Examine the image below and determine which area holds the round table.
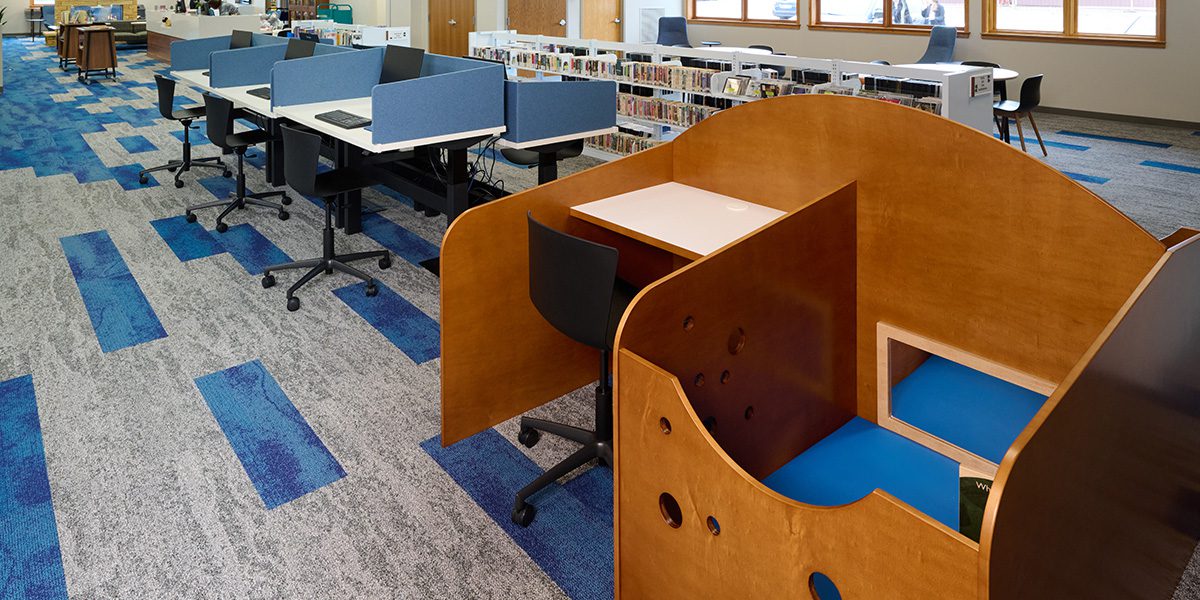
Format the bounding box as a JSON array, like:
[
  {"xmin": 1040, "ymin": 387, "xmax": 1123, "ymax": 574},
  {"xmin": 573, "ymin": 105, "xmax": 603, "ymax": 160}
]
[
  {"xmin": 991, "ymin": 68, "xmax": 1019, "ymax": 82},
  {"xmin": 27, "ymin": 17, "xmax": 45, "ymax": 41},
  {"xmin": 699, "ymin": 46, "xmax": 774, "ymax": 56}
]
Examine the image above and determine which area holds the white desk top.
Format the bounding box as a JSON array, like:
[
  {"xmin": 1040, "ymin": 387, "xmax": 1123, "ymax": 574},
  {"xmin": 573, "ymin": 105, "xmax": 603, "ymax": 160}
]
[
  {"xmin": 569, "ymin": 182, "xmax": 785, "ymax": 259},
  {"xmin": 173, "ymin": 70, "xmax": 276, "ymax": 118},
  {"xmin": 274, "ymin": 97, "xmax": 506, "ymax": 153},
  {"xmin": 173, "ymin": 68, "xmax": 212, "ymax": 91},
  {"xmin": 495, "ymin": 126, "xmax": 615, "ymax": 150}
]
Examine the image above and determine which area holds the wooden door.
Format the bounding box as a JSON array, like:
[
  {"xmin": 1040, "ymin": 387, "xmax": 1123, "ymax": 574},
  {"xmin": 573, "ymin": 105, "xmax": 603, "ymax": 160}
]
[
  {"xmin": 582, "ymin": 0, "xmax": 622, "ymax": 41},
  {"xmin": 429, "ymin": 0, "xmax": 474, "ymax": 57},
  {"xmin": 507, "ymin": 0, "xmax": 565, "ymax": 36}
]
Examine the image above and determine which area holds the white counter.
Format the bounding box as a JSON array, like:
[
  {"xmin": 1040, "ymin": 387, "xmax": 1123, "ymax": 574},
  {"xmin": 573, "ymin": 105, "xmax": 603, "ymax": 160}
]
[{"xmin": 146, "ymin": 9, "xmax": 262, "ymax": 40}]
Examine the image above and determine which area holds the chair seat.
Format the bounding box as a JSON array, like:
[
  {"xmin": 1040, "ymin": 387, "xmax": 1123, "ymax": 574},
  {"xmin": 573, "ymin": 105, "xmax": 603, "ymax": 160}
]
[
  {"xmin": 993, "ymin": 100, "xmax": 1022, "ymax": 114},
  {"xmin": 312, "ymin": 167, "xmax": 381, "ymax": 199},
  {"xmin": 171, "ymin": 106, "xmax": 206, "ymax": 121},
  {"xmin": 225, "ymin": 129, "xmax": 275, "ymax": 149},
  {"xmin": 605, "ymin": 278, "xmax": 638, "ymax": 349}
]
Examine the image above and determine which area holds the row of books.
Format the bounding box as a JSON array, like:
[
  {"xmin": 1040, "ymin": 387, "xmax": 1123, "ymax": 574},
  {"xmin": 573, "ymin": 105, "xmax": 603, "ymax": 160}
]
[
  {"xmin": 857, "ymin": 90, "xmax": 944, "ymax": 115},
  {"xmin": 472, "ymin": 46, "xmax": 719, "ymax": 93},
  {"xmin": 860, "ymin": 75, "xmax": 943, "ymax": 98},
  {"xmin": 617, "ymin": 93, "xmax": 720, "ymax": 128},
  {"xmin": 623, "ymin": 62, "xmax": 717, "ymax": 93},
  {"xmin": 586, "ymin": 131, "xmax": 664, "ymax": 156}
]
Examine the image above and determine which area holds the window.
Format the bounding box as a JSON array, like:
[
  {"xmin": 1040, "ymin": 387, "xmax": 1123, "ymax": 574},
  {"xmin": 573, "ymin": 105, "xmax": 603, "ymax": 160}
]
[
  {"xmin": 985, "ymin": 0, "xmax": 1164, "ymax": 45},
  {"xmin": 812, "ymin": 0, "xmax": 967, "ymax": 32},
  {"xmin": 690, "ymin": 0, "xmax": 801, "ymax": 24}
]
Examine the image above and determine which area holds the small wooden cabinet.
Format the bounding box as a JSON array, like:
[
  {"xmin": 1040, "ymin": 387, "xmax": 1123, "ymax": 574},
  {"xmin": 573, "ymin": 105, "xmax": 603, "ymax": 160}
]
[{"xmin": 77, "ymin": 26, "xmax": 118, "ymax": 83}]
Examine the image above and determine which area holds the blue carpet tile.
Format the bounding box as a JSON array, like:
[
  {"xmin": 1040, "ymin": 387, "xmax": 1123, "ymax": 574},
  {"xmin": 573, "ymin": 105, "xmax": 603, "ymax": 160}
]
[
  {"xmin": 1141, "ymin": 160, "xmax": 1200, "ymax": 175},
  {"xmin": 217, "ymin": 223, "xmax": 292, "ymax": 275},
  {"xmin": 1062, "ymin": 171, "xmax": 1110, "ymax": 185},
  {"xmin": 60, "ymin": 230, "xmax": 168, "ymax": 353},
  {"xmin": 0, "ymin": 374, "xmax": 70, "ymax": 600},
  {"xmin": 198, "ymin": 175, "xmax": 239, "ymax": 200},
  {"xmin": 151, "ymin": 215, "xmax": 226, "ymax": 262},
  {"xmin": 422, "ymin": 430, "xmax": 612, "ymax": 600},
  {"xmin": 172, "ymin": 128, "xmax": 212, "ymax": 146},
  {"xmin": 116, "ymin": 135, "xmax": 157, "ymax": 154},
  {"xmin": 359, "ymin": 213, "xmax": 439, "ymax": 266},
  {"xmin": 109, "ymin": 163, "xmax": 158, "ymax": 190},
  {"xmin": 992, "ymin": 134, "xmax": 1089, "ymax": 152},
  {"xmin": 1055, "ymin": 130, "xmax": 1171, "ymax": 149},
  {"xmin": 194, "ymin": 360, "xmax": 347, "ymax": 510},
  {"xmin": 333, "ymin": 281, "xmax": 440, "ymax": 364}
]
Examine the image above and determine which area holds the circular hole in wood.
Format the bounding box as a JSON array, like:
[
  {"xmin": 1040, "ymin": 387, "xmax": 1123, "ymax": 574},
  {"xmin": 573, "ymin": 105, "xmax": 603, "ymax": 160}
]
[
  {"xmin": 659, "ymin": 417, "xmax": 672, "ymax": 434},
  {"xmin": 727, "ymin": 327, "xmax": 746, "ymax": 355},
  {"xmin": 694, "ymin": 373, "xmax": 705, "ymax": 387},
  {"xmin": 683, "ymin": 316, "xmax": 695, "ymax": 331},
  {"xmin": 706, "ymin": 515, "xmax": 721, "ymax": 536},
  {"xmin": 809, "ymin": 572, "xmax": 841, "ymax": 600},
  {"xmin": 720, "ymin": 370, "xmax": 731, "ymax": 384},
  {"xmin": 744, "ymin": 405, "xmax": 755, "ymax": 420},
  {"xmin": 659, "ymin": 492, "xmax": 683, "ymax": 529},
  {"xmin": 703, "ymin": 416, "xmax": 717, "ymax": 433}
]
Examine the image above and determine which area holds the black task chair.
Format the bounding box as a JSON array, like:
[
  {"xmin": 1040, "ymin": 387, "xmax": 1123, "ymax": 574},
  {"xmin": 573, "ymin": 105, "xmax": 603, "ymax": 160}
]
[
  {"xmin": 656, "ymin": 16, "xmax": 690, "ymax": 47},
  {"xmin": 500, "ymin": 140, "xmax": 583, "ymax": 185},
  {"xmin": 994, "ymin": 74, "xmax": 1047, "ymax": 156},
  {"xmin": 511, "ymin": 213, "xmax": 637, "ymax": 527},
  {"xmin": 139, "ymin": 76, "xmax": 229, "ymax": 188},
  {"xmin": 186, "ymin": 94, "xmax": 291, "ymax": 232},
  {"xmin": 260, "ymin": 125, "xmax": 392, "ymax": 312}
]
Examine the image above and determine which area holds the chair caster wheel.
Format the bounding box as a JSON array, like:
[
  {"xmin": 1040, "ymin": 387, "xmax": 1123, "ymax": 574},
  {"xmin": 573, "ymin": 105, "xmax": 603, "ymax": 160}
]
[
  {"xmin": 185, "ymin": 212, "xmax": 196, "ymax": 223},
  {"xmin": 174, "ymin": 179, "xmax": 184, "ymax": 189},
  {"xmin": 278, "ymin": 210, "xmax": 289, "ymax": 221},
  {"xmin": 378, "ymin": 256, "xmax": 392, "ymax": 270},
  {"xmin": 261, "ymin": 274, "xmax": 275, "ymax": 289},
  {"xmin": 511, "ymin": 503, "xmax": 536, "ymax": 528},
  {"xmin": 138, "ymin": 175, "xmax": 148, "ymax": 185},
  {"xmin": 167, "ymin": 166, "xmax": 177, "ymax": 173},
  {"xmin": 222, "ymin": 170, "xmax": 232, "ymax": 178},
  {"xmin": 365, "ymin": 283, "xmax": 378, "ymax": 297},
  {"xmin": 287, "ymin": 296, "xmax": 300, "ymax": 312},
  {"xmin": 215, "ymin": 222, "xmax": 228, "ymax": 233},
  {"xmin": 281, "ymin": 195, "xmax": 292, "ymax": 206},
  {"xmin": 518, "ymin": 426, "xmax": 541, "ymax": 448}
]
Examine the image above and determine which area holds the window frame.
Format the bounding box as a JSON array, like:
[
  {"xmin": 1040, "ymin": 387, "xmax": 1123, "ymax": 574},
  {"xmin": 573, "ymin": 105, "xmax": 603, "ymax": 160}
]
[
  {"xmin": 687, "ymin": 0, "xmax": 803, "ymax": 28},
  {"xmin": 983, "ymin": 0, "xmax": 1165, "ymax": 47},
  {"xmin": 808, "ymin": 0, "xmax": 970, "ymax": 36}
]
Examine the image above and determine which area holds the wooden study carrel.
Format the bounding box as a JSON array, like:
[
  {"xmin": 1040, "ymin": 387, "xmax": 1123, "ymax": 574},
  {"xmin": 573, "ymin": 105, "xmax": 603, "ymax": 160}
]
[{"xmin": 440, "ymin": 95, "xmax": 1200, "ymax": 599}]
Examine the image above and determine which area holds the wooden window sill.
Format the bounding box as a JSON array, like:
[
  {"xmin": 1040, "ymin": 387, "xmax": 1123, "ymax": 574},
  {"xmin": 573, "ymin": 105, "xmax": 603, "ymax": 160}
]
[
  {"xmin": 981, "ymin": 31, "xmax": 1164, "ymax": 48},
  {"xmin": 686, "ymin": 18, "xmax": 801, "ymax": 29},
  {"xmin": 809, "ymin": 23, "xmax": 969, "ymax": 37}
]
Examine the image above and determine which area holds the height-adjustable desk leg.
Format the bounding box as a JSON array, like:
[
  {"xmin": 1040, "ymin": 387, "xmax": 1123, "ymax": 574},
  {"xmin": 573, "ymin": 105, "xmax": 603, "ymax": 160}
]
[
  {"xmin": 536, "ymin": 151, "xmax": 558, "ymax": 185},
  {"xmin": 445, "ymin": 147, "xmax": 469, "ymax": 224},
  {"xmin": 265, "ymin": 118, "xmax": 285, "ymax": 187},
  {"xmin": 333, "ymin": 139, "xmax": 363, "ymax": 234}
]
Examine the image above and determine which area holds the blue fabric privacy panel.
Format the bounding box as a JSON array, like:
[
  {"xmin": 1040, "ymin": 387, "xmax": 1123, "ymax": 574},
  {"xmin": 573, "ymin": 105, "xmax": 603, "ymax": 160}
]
[
  {"xmin": 270, "ymin": 47, "xmax": 385, "ymax": 108},
  {"xmin": 209, "ymin": 45, "xmax": 288, "ymax": 88},
  {"xmin": 312, "ymin": 43, "xmax": 355, "ymax": 56},
  {"xmin": 503, "ymin": 80, "xmax": 617, "ymax": 143},
  {"xmin": 170, "ymin": 35, "xmax": 232, "ymax": 70},
  {"xmin": 370, "ymin": 63, "xmax": 504, "ymax": 144},
  {"xmin": 251, "ymin": 32, "xmax": 288, "ymax": 46},
  {"xmin": 421, "ymin": 54, "xmax": 494, "ymax": 77},
  {"xmin": 762, "ymin": 417, "xmax": 960, "ymax": 530},
  {"xmin": 891, "ymin": 356, "xmax": 1047, "ymax": 464}
]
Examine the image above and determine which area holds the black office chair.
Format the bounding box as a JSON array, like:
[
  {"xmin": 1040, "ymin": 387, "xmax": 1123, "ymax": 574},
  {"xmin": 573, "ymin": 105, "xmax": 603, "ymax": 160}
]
[
  {"xmin": 511, "ymin": 213, "xmax": 637, "ymax": 527},
  {"xmin": 994, "ymin": 75, "xmax": 1047, "ymax": 156},
  {"xmin": 260, "ymin": 125, "xmax": 391, "ymax": 312},
  {"xmin": 139, "ymin": 76, "xmax": 229, "ymax": 188},
  {"xmin": 186, "ymin": 94, "xmax": 291, "ymax": 232},
  {"xmin": 656, "ymin": 16, "xmax": 690, "ymax": 47},
  {"xmin": 500, "ymin": 140, "xmax": 583, "ymax": 185}
]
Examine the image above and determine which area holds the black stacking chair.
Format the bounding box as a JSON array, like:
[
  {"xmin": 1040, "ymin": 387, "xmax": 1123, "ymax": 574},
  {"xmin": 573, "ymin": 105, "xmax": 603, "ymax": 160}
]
[
  {"xmin": 186, "ymin": 94, "xmax": 291, "ymax": 232},
  {"xmin": 500, "ymin": 141, "xmax": 584, "ymax": 185},
  {"xmin": 139, "ymin": 75, "xmax": 229, "ymax": 188},
  {"xmin": 511, "ymin": 212, "xmax": 637, "ymax": 527},
  {"xmin": 260, "ymin": 125, "xmax": 391, "ymax": 312},
  {"xmin": 994, "ymin": 75, "xmax": 1047, "ymax": 156}
]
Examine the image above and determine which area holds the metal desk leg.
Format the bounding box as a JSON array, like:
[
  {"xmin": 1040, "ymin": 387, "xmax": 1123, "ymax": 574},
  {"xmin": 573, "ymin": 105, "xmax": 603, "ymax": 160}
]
[
  {"xmin": 265, "ymin": 119, "xmax": 285, "ymax": 187},
  {"xmin": 537, "ymin": 151, "xmax": 558, "ymax": 185},
  {"xmin": 334, "ymin": 139, "xmax": 363, "ymax": 234},
  {"xmin": 445, "ymin": 147, "xmax": 469, "ymax": 224}
]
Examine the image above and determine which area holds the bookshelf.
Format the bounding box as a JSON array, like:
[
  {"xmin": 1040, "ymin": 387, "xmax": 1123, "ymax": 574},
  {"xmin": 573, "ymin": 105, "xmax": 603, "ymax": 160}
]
[{"xmin": 470, "ymin": 31, "xmax": 995, "ymax": 158}]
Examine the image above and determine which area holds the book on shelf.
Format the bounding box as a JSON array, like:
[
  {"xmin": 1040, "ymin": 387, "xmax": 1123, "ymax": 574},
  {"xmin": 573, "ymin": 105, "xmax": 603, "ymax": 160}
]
[{"xmin": 587, "ymin": 131, "xmax": 663, "ymax": 156}]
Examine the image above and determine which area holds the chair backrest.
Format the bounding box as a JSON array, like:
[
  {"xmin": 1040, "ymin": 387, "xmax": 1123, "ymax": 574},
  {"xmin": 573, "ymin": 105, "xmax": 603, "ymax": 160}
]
[
  {"xmin": 154, "ymin": 75, "xmax": 178, "ymax": 120},
  {"xmin": 279, "ymin": 124, "xmax": 322, "ymax": 197},
  {"xmin": 656, "ymin": 16, "xmax": 690, "ymax": 47},
  {"xmin": 870, "ymin": 59, "xmax": 891, "ymax": 65},
  {"xmin": 916, "ymin": 25, "xmax": 956, "ymax": 64},
  {"xmin": 749, "ymin": 44, "xmax": 773, "ymax": 52},
  {"xmin": 43, "ymin": 5, "xmax": 55, "ymax": 25},
  {"xmin": 202, "ymin": 94, "xmax": 235, "ymax": 149},
  {"xmin": 527, "ymin": 212, "xmax": 621, "ymax": 350},
  {"xmin": 961, "ymin": 60, "xmax": 999, "ymax": 69},
  {"xmin": 1018, "ymin": 74, "xmax": 1043, "ymax": 111}
]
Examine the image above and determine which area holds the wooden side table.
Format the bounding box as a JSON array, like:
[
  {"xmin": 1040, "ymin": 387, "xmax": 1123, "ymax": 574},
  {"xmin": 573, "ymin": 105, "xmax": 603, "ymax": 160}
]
[
  {"xmin": 78, "ymin": 26, "xmax": 118, "ymax": 84},
  {"xmin": 57, "ymin": 23, "xmax": 88, "ymax": 71}
]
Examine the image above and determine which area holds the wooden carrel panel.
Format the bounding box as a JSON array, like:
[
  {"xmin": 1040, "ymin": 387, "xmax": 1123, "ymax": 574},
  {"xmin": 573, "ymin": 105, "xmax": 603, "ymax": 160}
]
[
  {"xmin": 982, "ymin": 236, "xmax": 1200, "ymax": 600},
  {"xmin": 615, "ymin": 183, "xmax": 859, "ymax": 479},
  {"xmin": 440, "ymin": 144, "xmax": 674, "ymax": 446},
  {"xmin": 670, "ymin": 95, "xmax": 1165, "ymax": 421}
]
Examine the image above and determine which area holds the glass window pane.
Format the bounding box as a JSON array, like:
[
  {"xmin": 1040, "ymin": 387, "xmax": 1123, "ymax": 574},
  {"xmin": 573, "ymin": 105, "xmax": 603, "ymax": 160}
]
[
  {"xmin": 911, "ymin": 0, "xmax": 965, "ymax": 28},
  {"xmin": 695, "ymin": 0, "xmax": 744, "ymax": 19},
  {"xmin": 994, "ymin": 0, "xmax": 1064, "ymax": 32},
  {"xmin": 748, "ymin": 0, "xmax": 798, "ymax": 21},
  {"xmin": 818, "ymin": 0, "xmax": 879, "ymax": 24},
  {"xmin": 1077, "ymin": 0, "xmax": 1157, "ymax": 36}
]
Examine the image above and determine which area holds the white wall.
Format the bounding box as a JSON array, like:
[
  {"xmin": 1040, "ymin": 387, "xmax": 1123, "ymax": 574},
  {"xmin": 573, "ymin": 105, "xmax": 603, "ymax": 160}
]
[{"xmin": 2, "ymin": 0, "xmax": 39, "ymax": 36}]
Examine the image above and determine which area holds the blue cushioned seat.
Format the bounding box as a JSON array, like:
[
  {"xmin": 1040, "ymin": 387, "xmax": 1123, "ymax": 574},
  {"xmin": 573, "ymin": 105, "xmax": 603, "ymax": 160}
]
[{"xmin": 891, "ymin": 356, "xmax": 1048, "ymax": 464}]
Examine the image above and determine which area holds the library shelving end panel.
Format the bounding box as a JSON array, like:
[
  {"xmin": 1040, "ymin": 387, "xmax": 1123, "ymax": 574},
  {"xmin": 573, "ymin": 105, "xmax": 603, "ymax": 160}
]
[{"xmin": 611, "ymin": 96, "xmax": 1192, "ymax": 598}]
